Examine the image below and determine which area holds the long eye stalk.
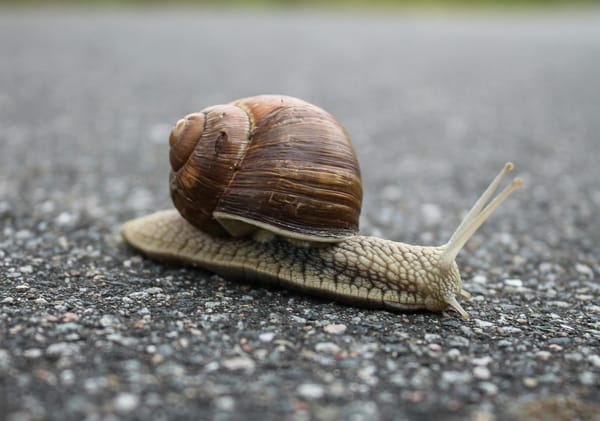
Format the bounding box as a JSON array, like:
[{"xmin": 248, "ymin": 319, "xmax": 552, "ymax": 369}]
[{"xmin": 439, "ymin": 162, "xmax": 523, "ymax": 271}]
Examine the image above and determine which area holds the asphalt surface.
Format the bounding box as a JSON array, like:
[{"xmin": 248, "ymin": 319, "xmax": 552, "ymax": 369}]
[{"xmin": 1, "ymin": 7, "xmax": 599, "ymax": 421}]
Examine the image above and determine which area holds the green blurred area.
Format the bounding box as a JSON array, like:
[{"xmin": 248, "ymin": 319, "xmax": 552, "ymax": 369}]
[{"xmin": 0, "ymin": 0, "xmax": 597, "ymax": 9}]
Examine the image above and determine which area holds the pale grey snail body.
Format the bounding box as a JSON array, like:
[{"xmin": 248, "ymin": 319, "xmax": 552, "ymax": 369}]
[{"xmin": 122, "ymin": 95, "xmax": 523, "ymax": 319}]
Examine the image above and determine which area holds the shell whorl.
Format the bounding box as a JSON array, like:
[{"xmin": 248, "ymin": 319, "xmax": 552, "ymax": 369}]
[{"xmin": 168, "ymin": 95, "xmax": 363, "ymax": 242}]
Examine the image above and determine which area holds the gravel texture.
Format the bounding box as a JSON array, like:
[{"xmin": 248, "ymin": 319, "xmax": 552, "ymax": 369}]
[{"xmin": 1, "ymin": 7, "xmax": 599, "ymax": 421}]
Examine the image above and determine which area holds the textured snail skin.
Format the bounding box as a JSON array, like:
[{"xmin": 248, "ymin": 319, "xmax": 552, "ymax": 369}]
[{"xmin": 122, "ymin": 210, "xmax": 463, "ymax": 315}]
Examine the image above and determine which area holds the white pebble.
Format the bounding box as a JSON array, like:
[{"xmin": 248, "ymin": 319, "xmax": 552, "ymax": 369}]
[
  {"xmin": 323, "ymin": 324, "xmax": 347, "ymax": 334},
  {"xmin": 446, "ymin": 348, "xmax": 461, "ymax": 359},
  {"xmin": 24, "ymin": 348, "xmax": 43, "ymax": 359},
  {"xmin": 100, "ymin": 314, "xmax": 117, "ymax": 327},
  {"xmin": 473, "ymin": 319, "xmax": 494, "ymax": 328},
  {"xmin": 442, "ymin": 371, "xmax": 471, "ymax": 384},
  {"xmin": 259, "ymin": 332, "xmax": 275, "ymax": 343},
  {"xmin": 290, "ymin": 315, "xmax": 307, "ymax": 324},
  {"xmin": 479, "ymin": 382, "xmax": 498, "ymax": 395},
  {"xmin": 15, "ymin": 283, "xmax": 30, "ymax": 292},
  {"xmin": 504, "ymin": 279, "xmax": 523, "ymax": 288},
  {"xmin": 297, "ymin": 383, "xmax": 325, "ymax": 399},
  {"xmin": 472, "ymin": 274, "xmax": 487, "ymax": 284},
  {"xmin": 114, "ymin": 393, "xmax": 139, "ymax": 413},
  {"xmin": 473, "ymin": 366, "xmax": 491, "ymax": 380},
  {"xmin": 587, "ymin": 355, "xmax": 600, "ymax": 368},
  {"xmin": 214, "ymin": 396, "xmax": 235, "ymax": 411},
  {"xmin": 221, "ymin": 356, "xmax": 255, "ymax": 372},
  {"xmin": 471, "ymin": 356, "xmax": 493, "ymax": 366},
  {"xmin": 19, "ymin": 265, "xmax": 33, "ymax": 274},
  {"xmin": 15, "ymin": 229, "xmax": 33, "ymax": 240},
  {"xmin": 55, "ymin": 211, "xmax": 75, "ymax": 226},
  {"xmin": 579, "ymin": 372, "xmax": 595, "ymax": 386},
  {"xmin": 315, "ymin": 342, "xmax": 341, "ymax": 354},
  {"xmin": 204, "ymin": 361, "xmax": 219, "ymax": 372},
  {"xmin": 575, "ymin": 263, "xmax": 593, "ymax": 278},
  {"xmin": 536, "ymin": 351, "xmax": 552, "ymax": 361}
]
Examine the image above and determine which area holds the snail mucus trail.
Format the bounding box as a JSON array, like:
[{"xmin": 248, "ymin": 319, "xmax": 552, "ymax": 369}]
[{"xmin": 122, "ymin": 95, "xmax": 523, "ymax": 320}]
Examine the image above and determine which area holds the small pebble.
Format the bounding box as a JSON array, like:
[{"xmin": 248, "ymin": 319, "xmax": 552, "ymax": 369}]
[
  {"xmin": 536, "ymin": 351, "xmax": 551, "ymax": 361},
  {"xmin": 55, "ymin": 212, "xmax": 75, "ymax": 226},
  {"xmin": 62, "ymin": 312, "xmax": 79, "ymax": 323},
  {"xmin": 471, "ymin": 410, "xmax": 495, "ymax": 421},
  {"xmin": 447, "ymin": 336, "xmax": 470, "ymax": 348},
  {"xmin": 478, "ymin": 382, "xmax": 498, "ymax": 395},
  {"xmin": 204, "ymin": 361, "xmax": 219, "ymax": 372},
  {"xmin": 548, "ymin": 344, "xmax": 563, "ymax": 352},
  {"xmin": 297, "ymin": 383, "xmax": 325, "ymax": 399},
  {"xmin": 473, "ymin": 319, "xmax": 494, "ymax": 328},
  {"xmin": 221, "ymin": 356, "xmax": 256, "ymax": 372},
  {"xmin": 442, "ymin": 371, "xmax": 471, "ymax": 384},
  {"xmin": 113, "ymin": 393, "xmax": 139, "ymax": 413},
  {"xmin": 548, "ymin": 337, "xmax": 571, "ymax": 346},
  {"xmin": 424, "ymin": 333, "xmax": 442, "ymax": 342},
  {"xmin": 587, "ymin": 355, "xmax": 600, "ymax": 368},
  {"xmin": 429, "ymin": 343, "xmax": 442, "ymax": 353},
  {"xmin": 578, "ymin": 372, "xmax": 595, "ymax": 386},
  {"xmin": 258, "ymin": 332, "xmax": 275, "ymax": 342},
  {"xmin": 564, "ymin": 353, "xmax": 583, "ymax": 362},
  {"xmin": 100, "ymin": 314, "xmax": 118, "ymax": 328},
  {"xmin": 214, "ymin": 396, "xmax": 235, "ymax": 411},
  {"xmin": 574, "ymin": 263, "xmax": 593, "ymax": 278},
  {"xmin": 504, "ymin": 279, "xmax": 523, "ymax": 288},
  {"xmin": 24, "ymin": 348, "xmax": 43, "ymax": 359},
  {"xmin": 446, "ymin": 349, "xmax": 461, "ymax": 360},
  {"xmin": 19, "ymin": 265, "xmax": 33, "ymax": 274},
  {"xmin": 46, "ymin": 342, "xmax": 79, "ymax": 358},
  {"xmin": 323, "ymin": 324, "xmax": 347, "ymax": 334},
  {"xmin": 290, "ymin": 315, "xmax": 307, "ymax": 324},
  {"xmin": 473, "ymin": 366, "xmax": 491, "ymax": 380},
  {"xmin": 472, "ymin": 274, "xmax": 487, "ymax": 284},
  {"xmin": 471, "ymin": 356, "xmax": 493, "ymax": 366},
  {"xmin": 523, "ymin": 377, "xmax": 539, "ymax": 388},
  {"xmin": 15, "ymin": 229, "xmax": 33, "ymax": 240},
  {"xmin": 315, "ymin": 342, "xmax": 341, "ymax": 354}
]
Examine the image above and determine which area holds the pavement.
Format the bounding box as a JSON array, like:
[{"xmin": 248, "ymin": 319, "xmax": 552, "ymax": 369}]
[{"xmin": 1, "ymin": 7, "xmax": 599, "ymax": 421}]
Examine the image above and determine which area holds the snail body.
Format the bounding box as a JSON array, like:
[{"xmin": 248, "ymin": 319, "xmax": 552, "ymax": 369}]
[{"xmin": 122, "ymin": 95, "xmax": 523, "ymax": 319}]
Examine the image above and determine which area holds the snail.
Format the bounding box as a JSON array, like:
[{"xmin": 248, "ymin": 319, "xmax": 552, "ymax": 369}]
[{"xmin": 122, "ymin": 95, "xmax": 523, "ymax": 320}]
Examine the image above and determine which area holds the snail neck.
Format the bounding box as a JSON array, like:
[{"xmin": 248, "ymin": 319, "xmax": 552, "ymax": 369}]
[{"xmin": 355, "ymin": 238, "xmax": 470, "ymax": 319}]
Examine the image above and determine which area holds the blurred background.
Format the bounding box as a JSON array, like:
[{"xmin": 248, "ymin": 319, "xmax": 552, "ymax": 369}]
[
  {"xmin": 0, "ymin": 0, "xmax": 597, "ymax": 7},
  {"xmin": 2, "ymin": 0, "xmax": 598, "ymax": 237}
]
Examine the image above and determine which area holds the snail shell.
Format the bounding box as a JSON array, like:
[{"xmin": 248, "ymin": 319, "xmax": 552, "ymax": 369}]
[{"xmin": 168, "ymin": 95, "xmax": 363, "ymax": 242}]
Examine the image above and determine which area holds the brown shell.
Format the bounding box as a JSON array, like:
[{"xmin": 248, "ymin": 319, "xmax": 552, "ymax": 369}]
[{"xmin": 168, "ymin": 95, "xmax": 363, "ymax": 242}]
